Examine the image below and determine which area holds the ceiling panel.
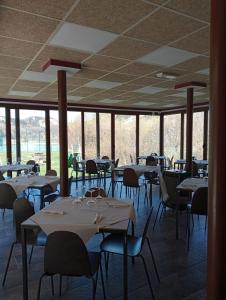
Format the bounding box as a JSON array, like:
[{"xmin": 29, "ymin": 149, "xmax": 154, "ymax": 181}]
[
  {"xmin": 174, "ymin": 56, "xmax": 209, "ymax": 72},
  {"xmin": 126, "ymin": 8, "xmax": 205, "ymax": 44},
  {"xmin": 67, "ymin": 0, "xmax": 156, "ymax": 33},
  {"xmin": 0, "ymin": 67, "xmax": 22, "ymax": 78},
  {"xmin": 117, "ymin": 62, "xmax": 160, "ymax": 76},
  {"xmin": 100, "ymin": 72, "xmax": 136, "ymax": 83},
  {"xmin": 0, "ymin": 55, "xmax": 30, "ymax": 70},
  {"xmin": 84, "ymin": 55, "xmax": 130, "ymax": 72},
  {"xmin": 69, "ymin": 87, "xmax": 102, "ymax": 97}
]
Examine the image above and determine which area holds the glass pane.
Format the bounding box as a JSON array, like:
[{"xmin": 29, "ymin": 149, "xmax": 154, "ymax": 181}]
[
  {"xmin": 184, "ymin": 113, "xmax": 187, "ymax": 159},
  {"xmin": 139, "ymin": 115, "xmax": 160, "ymax": 156},
  {"xmin": 84, "ymin": 112, "xmax": 97, "ymax": 159},
  {"xmin": 164, "ymin": 114, "xmax": 181, "ymax": 161},
  {"xmin": 115, "ymin": 115, "xmax": 136, "ymax": 165},
  {"xmin": 50, "ymin": 110, "xmax": 59, "ymax": 174},
  {"xmin": 20, "ymin": 110, "xmax": 46, "ymax": 174},
  {"xmin": 193, "ymin": 112, "xmax": 204, "ymax": 159},
  {"xmin": 100, "ymin": 113, "xmax": 111, "ymax": 158},
  {"xmin": 11, "ymin": 109, "xmax": 16, "ymax": 163},
  {"xmin": 0, "ymin": 108, "xmax": 6, "ymax": 164}
]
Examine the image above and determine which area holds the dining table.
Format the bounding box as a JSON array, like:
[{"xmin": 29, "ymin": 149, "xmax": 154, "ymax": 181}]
[
  {"xmin": 0, "ymin": 175, "xmax": 60, "ymax": 209},
  {"xmin": 0, "ymin": 163, "xmax": 34, "ymax": 174},
  {"xmin": 176, "ymin": 177, "xmax": 208, "ymax": 192},
  {"xmin": 21, "ymin": 196, "xmax": 135, "ymax": 300}
]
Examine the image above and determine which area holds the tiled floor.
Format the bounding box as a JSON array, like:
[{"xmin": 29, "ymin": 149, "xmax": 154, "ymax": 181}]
[{"xmin": 0, "ymin": 179, "xmax": 207, "ymax": 300}]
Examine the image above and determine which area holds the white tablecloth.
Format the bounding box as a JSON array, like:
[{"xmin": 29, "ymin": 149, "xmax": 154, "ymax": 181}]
[
  {"xmin": 0, "ymin": 164, "xmax": 33, "ymax": 173},
  {"xmin": 30, "ymin": 197, "xmax": 135, "ymax": 243},
  {"xmin": 115, "ymin": 164, "xmax": 160, "ymax": 177},
  {"xmin": 177, "ymin": 177, "xmax": 208, "ymax": 192}
]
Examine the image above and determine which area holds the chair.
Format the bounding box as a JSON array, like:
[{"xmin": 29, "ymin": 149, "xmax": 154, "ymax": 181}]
[
  {"xmin": 101, "ymin": 156, "xmax": 109, "ymax": 160},
  {"xmin": 0, "ymin": 183, "xmax": 17, "ymax": 216},
  {"xmin": 100, "ymin": 208, "xmax": 159, "ymax": 300},
  {"xmin": 143, "ymin": 171, "xmax": 159, "ymax": 206},
  {"xmin": 0, "ymin": 171, "xmax": 5, "ymax": 181},
  {"xmin": 153, "ymin": 173, "xmax": 190, "ymax": 239},
  {"xmin": 187, "ymin": 187, "xmax": 208, "ymax": 249},
  {"xmin": 166, "ymin": 156, "xmax": 174, "ymax": 169},
  {"xmin": 37, "ymin": 231, "xmax": 106, "ymax": 300},
  {"xmin": 129, "ymin": 154, "xmax": 134, "ymax": 164},
  {"xmin": 2, "ymin": 198, "xmax": 47, "ymax": 286},
  {"xmin": 146, "ymin": 156, "xmax": 158, "ymax": 166},
  {"xmin": 85, "ymin": 187, "xmax": 107, "ymax": 198},
  {"xmin": 86, "ymin": 160, "xmax": 101, "ymax": 185},
  {"xmin": 71, "ymin": 157, "xmax": 85, "ymax": 186},
  {"xmin": 26, "ymin": 160, "xmax": 36, "ymax": 166},
  {"xmin": 123, "ymin": 168, "xmax": 147, "ymax": 210},
  {"xmin": 107, "ymin": 159, "xmax": 123, "ymax": 197}
]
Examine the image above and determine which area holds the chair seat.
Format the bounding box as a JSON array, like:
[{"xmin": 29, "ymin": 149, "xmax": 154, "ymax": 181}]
[
  {"xmin": 88, "ymin": 252, "xmax": 100, "ymax": 275},
  {"xmin": 100, "ymin": 234, "xmax": 142, "ymax": 257},
  {"xmin": 36, "ymin": 231, "xmax": 47, "ymax": 246},
  {"xmin": 43, "ymin": 193, "xmax": 59, "ymax": 203},
  {"xmin": 166, "ymin": 196, "xmax": 190, "ymax": 210}
]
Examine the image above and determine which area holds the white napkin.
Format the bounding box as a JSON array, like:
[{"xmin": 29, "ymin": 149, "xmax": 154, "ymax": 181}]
[
  {"xmin": 107, "ymin": 202, "xmax": 130, "ymax": 208},
  {"xmin": 93, "ymin": 213, "xmax": 103, "ymax": 224},
  {"xmin": 42, "ymin": 210, "xmax": 65, "ymax": 215}
]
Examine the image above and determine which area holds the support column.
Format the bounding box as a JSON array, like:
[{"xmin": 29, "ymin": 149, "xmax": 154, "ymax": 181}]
[
  {"xmin": 203, "ymin": 109, "xmax": 208, "ymax": 160},
  {"xmin": 111, "ymin": 113, "xmax": 115, "ymax": 160},
  {"xmin": 5, "ymin": 107, "xmax": 12, "ymax": 164},
  {"xmin": 136, "ymin": 114, "xmax": 139, "ymax": 164},
  {"xmin": 81, "ymin": 111, "xmax": 85, "ymax": 159},
  {"xmin": 45, "ymin": 110, "xmax": 51, "ymax": 172},
  {"xmin": 96, "ymin": 112, "xmax": 100, "ymax": 157},
  {"xmin": 159, "ymin": 114, "xmax": 164, "ymax": 156},
  {"xmin": 180, "ymin": 113, "xmax": 184, "ymax": 159},
  {"xmin": 15, "ymin": 109, "xmax": 21, "ymax": 162},
  {"xmin": 208, "ymin": 1, "xmax": 226, "ymax": 299},
  {"xmin": 186, "ymin": 88, "xmax": 193, "ymax": 173},
  {"xmin": 58, "ymin": 70, "xmax": 68, "ymax": 196}
]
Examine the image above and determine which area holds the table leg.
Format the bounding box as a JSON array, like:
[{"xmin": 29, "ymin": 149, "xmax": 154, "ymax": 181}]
[
  {"xmin": 123, "ymin": 233, "xmax": 128, "ymax": 300},
  {"xmin": 111, "ymin": 171, "xmax": 115, "ymax": 197},
  {"xmin": 149, "ymin": 181, "xmax": 153, "ymax": 207},
  {"xmin": 40, "ymin": 188, "xmax": 44, "ymax": 210},
  {"xmin": 21, "ymin": 227, "xmax": 28, "ymax": 300}
]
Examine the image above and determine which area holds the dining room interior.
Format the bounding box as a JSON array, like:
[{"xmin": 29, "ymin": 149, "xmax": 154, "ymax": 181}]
[{"xmin": 0, "ymin": 1, "xmax": 225, "ymax": 300}]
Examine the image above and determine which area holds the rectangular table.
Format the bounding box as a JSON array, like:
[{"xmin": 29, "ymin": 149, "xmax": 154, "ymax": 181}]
[
  {"xmin": 177, "ymin": 177, "xmax": 208, "ymax": 192},
  {"xmin": 0, "ymin": 164, "xmax": 33, "ymax": 174},
  {"xmin": 21, "ymin": 196, "xmax": 135, "ymax": 300},
  {"xmin": 174, "ymin": 159, "xmax": 208, "ymax": 169},
  {"xmin": 1, "ymin": 175, "xmax": 60, "ymax": 209}
]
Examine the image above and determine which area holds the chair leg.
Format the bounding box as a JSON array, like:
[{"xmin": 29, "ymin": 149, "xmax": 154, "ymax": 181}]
[
  {"xmin": 92, "ymin": 271, "xmax": 98, "ymax": 300},
  {"xmin": 29, "ymin": 245, "xmax": 34, "ymax": 264},
  {"xmin": 99, "ymin": 259, "xmax": 106, "ymax": 299},
  {"xmin": 59, "ymin": 275, "xmax": 62, "ymax": 296},
  {"xmin": 146, "ymin": 237, "xmax": 160, "ymax": 282},
  {"xmin": 37, "ymin": 273, "xmax": 46, "ymax": 300},
  {"xmin": 176, "ymin": 207, "xmax": 179, "ymax": 240},
  {"xmin": 140, "ymin": 255, "xmax": 155, "ymax": 300},
  {"xmin": 205, "ymin": 215, "xmax": 208, "ymax": 231},
  {"xmin": 50, "ymin": 275, "xmax": 54, "ymax": 296},
  {"xmin": 2, "ymin": 242, "xmax": 16, "ymax": 287},
  {"xmin": 153, "ymin": 202, "xmax": 162, "ymax": 230},
  {"xmin": 187, "ymin": 210, "xmax": 191, "ymax": 251}
]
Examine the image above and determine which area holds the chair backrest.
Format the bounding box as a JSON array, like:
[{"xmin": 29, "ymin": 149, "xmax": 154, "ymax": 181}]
[
  {"xmin": 114, "ymin": 158, "xmax": 119, "ymax": 168},
  {"xmin": 191, "ymin": 187, "xmax": 208, "ymax": 215},
  {"xmin": 86, "ymin": 160, "xmax": 98, "ymax": 174},
  {"xmin": 146, "ymin": 156, "xmax": 158, "ymax": 166},
  {"xmin": 68, "ymin": 176, "xmax": 73, "ymax": 195},
  {"xmin": 159, "ymin": 175, "xmax": 169, "ymax": 203},
  {"xmin": 123, "ymin": 168, "xmax": 139, "ymax": 187},
  {"xmin": 13, "ymin": 198, "xmax": 35, "ymax": 242},
  {"xmin": 166, "ymin": 156, "xmax": 174, "ymax": 169},
  {"xmin": 44, "ymin": 231, "xmax": 92, "ymax": 277},
  {"xmin": 192, "ymin": 162, "xmax": 199, "ymax": 177},
  {"xmin": 85, "ymin": 187, "xmax": 107, "ymax": 197},
  {"xmin": 101, "ymin": 155, "xmax": 109, "ymax": 160},
  {"xmin": 141, "ymin": 207, "xmax": 153, "ymax": 243},
  {"xmin": 129, "ymin": 154, "xmax": 134, "ymax": 164},
  {"xmin": 163, "ymin": 172, "xmax": 181, "ymax": 200},
  {"xmin": 0, "ymin": 171, "xmax": 5, "ymax": 181},
  {"xmin": 0, "ymin": 183, "xmax": 17, "ymax": 209},
  {"xmin": 45, "ymin": 169, "xmax": 57, "ymax": 176},
  {"xmin": 150, "ymin": 152, "xmax": 158, "ymax": 156},
  {"xmin": 26, "ymin": 160, "xmax": 35, "ymax": 165}
]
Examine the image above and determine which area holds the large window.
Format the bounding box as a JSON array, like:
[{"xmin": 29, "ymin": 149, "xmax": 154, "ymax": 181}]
[
  {"xmin": 115, "ymin": 115, "xmax": 136, "ymax": 165},
  {"xmin": 164, "ymin": 114, "xmax": 181, "ymax": 161},
  {"xmin": 50, "ymin": 110, "xmax": 59, "ymax": 174},
  {"xmin": 11, "ymin": 109, "xmax": 16, "ymax": 163},
  {"xmin": 68, "ymin": 111, "xmax": 82, "ymax": 160},
  {"xmin": 193, "ymin": 112, "xmax": 204, "ymax": 159},
  {"xmin": 0, "ymin": 108, "xmax": 6, "ymax": 164},
  {"xmin": 100, "ymin": 113, "xmax": 111, "ymax": 158},
  {"xmin": 139, "ymin": 115, "xmax": 160, "ymax": 156},
  {"xmin": 84, "ymin": 112, "xmax": 97, "ymax": 159}
]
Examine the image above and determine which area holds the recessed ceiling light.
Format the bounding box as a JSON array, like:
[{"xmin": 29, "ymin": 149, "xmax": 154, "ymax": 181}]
[
  {"xmin": 135, "ymin": 86, "xmax": 166, "ymax": 94},
  {"xmin": 137, "ymin": 46, "xmax": 198, "ymax": 67},
  {"xmin": 20, "ymin": 71, "xmax": 56, "ymax": 82},
  {"xmin": 132, "ymin": 101, "xmax": 155, "ymax": 106},
  {"xmin": 67, "ymin": 95, "xmax": 83, "ymax": 101},
  {"xmin": 49, "ymin": 22, "xmax": 118, "ymax": 53},
  {"xmin": 99, "ymin": 99, "xmax": 123, "ymax": 104},
  {"xmin": 156, "ymin": 72, "xmax": 178, "ymax": 80},
  {"xmin": 8, "ymin": 90, "xmax": 37, "ymax": 97},
  {"xmin": 196, "ymin": 68, "xmax": 209, "ymax": 75},
  {"xmin": 85, "ymin": 80, "xmax": 121, "ymax": 90}
]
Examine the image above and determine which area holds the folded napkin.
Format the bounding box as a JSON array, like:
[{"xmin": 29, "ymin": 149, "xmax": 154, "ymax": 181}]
[
  {"xmin": 95, "ymin": 195, "xmax": 102, "ymax": 199},
  {"xmin": 42, "ymin": 209, "xmax": 65, "ymax": 215},
  {"xmin": 93, "ymin": 213, "xmax": 103, "ymax": 224},
  {"xmin": 107, "ymin": 202, "xmax": 130, "ymax": 208}
]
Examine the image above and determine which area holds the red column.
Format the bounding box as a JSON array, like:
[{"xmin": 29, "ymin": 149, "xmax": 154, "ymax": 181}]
[
  {"xmin": 45, "ymin": 110, "xmax": 51, "ymax": 172},
  {"xmin": 58, "ymin": 70, "xmax": 68, "ymax": 196},
  {"xmin": 186, "ymin": 88, "xmax": 193, "ymax": 173},
  {"xmin": 5, "ymin": 107, "xmax": 12, "ymax": 164},
  {"xmin": 111, "ymin": 113, "xmax": 115, "ymax": 160},
  {"xmin": 159, "ymin": 114, "xmax": 164, "ymax": 156},
  {"xmin": 207, "ymin": 1, "xmax": 226, "ymax": 299},
  {"xmin": 136, "ymin": 114, "xmax": 139, "ymax": 164},
  {"xmin": 180, "ymin": 113, "xmax": 184, "ymax": 159}
]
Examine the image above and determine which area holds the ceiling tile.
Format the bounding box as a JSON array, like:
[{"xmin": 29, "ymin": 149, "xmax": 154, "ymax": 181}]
[
  {"xmin": 117, "ymin": 62, "xmax": 160, "ymax": 76},
  {"xmin": 100, "ymin": 72, "xmax": 136, "ymax": 83},
  {"xmin": 73, "ymin": 68, "xmax": 107, "ymax": 80},
  {"xmin": 36, "ymin": 45, "xmax": 90, "ymax": 65},
  {"xmin": 0, "ymin": 0, "xmax": 75, "ymax": 19},
  {"xmin": 12, "ymin": 84, "xmax": 42, "ymax": 93},
  {"xmin": 126, "ymin": 8, "xmax": 204, "ymax": 44},
  {"xmin": 14, "ymin": 80, "xmax": 49, "ymax": 89},
  {"xmin": 0, "ymin": 7, "xmax": 59, "ymax": 43},
  {"xmin": 129, "ymin": 76, "xmax": 163, "ymax": 87},
  {"xmin": 174, "ymin": 56, "xmax": 209, "ymax": 72},
  {"xmin": 20, "ymin": 71, "xmax": 56, "ymax": 82},
  {"xmin": 196, "ymin": 68, "xmax": 209, "ymax": 75},
  {"xmin": 8, "ymin": 90, "xmax": 37, "ymax": 97},
  {"xmin": 0, "ymin": 36, "xmax": 42, "ymax": 59},
  {"xmin": 69, "ymin": 87, "xmax": 102, "ymax": 97},
  {"xmin": 0, "ymin": 77, "xmax": 16, "ymax": 86},
  {"xmin": 99, "ymin": 99, "xmax": 123, "ymax": 104},
  {"xmin": 146, "ymin": 0, "xmax": 166, "ymax": 4},
  {"xmin": 166, "ymin": 0, "xmax": 210, "ymax": 22},
  {"xmin": 66, "ymin": 77, "xmax": 91, "ymax": 86},
  {"xmin": 135, "ymin": 86, "xmax": 166, "ymax": 94},
  {"xmin": 67, "ymin": 95, "xmax": 83, "ymax": 101},
  {"xmin": 67, "ymin": 0, "xmax": 156, "ymax": 33},
  {"xmin": 99, "ymin": 36, "xmax": 157, "ymax": 60},
  {"xmin": 49, "ymin": 22, "xmax": 119, "ymax": 53},
  {"xmin": 0, "ymin": 67, "xmax": 22, "ymax": 78},
  {"xmin": 84, "ymin": 55, "xmax": 130, "ymax": 72},
  {"xmin": 170, "ymin": 27, "xmax": 209, "ymax": 54},
  {"xmin": 138, "ymin": 46, "xmax": 198, "ymax": 67},
  {"xmin": 0, "ymin": 55, "xmax": 30, "ymax": 70},
  {"xmin": 85, "ymin": 80, "xmax": 121, "ymax": 89}
]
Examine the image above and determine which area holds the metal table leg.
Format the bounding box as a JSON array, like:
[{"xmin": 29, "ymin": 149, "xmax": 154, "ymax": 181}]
[
  {"xmin": 21, "ymin": 227, "xmax": 28, "ymax": 300},
  {"xmin": 123, "ymin": 233, "xmax": 128, "ymax": 300}
]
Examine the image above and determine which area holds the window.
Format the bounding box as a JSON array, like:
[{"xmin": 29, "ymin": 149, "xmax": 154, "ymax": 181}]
[
  {"xmin": 100, "ymin": 113, "xmax": 111, "ymax": 158},
  {"xmin": 164, "ymin": 114, "xmax": 181, "ymax": 161},
  {"xmin": 50, "ymin": 110, "xmax": 59, "ymax": 174},
  {"xmin": 193, "ymin": 112, "xmax": 204, "ymax": 159},
  {"xmin": 68, "ymin": 111, "xmax": 82, "ymax": 160},
  {"xmin": 84, "ymin": 112, "xmax": 97, "ymax": 159},
  {"xmin": 0, "ymin": 108, "xmax": 6, "ymax": 164}
]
